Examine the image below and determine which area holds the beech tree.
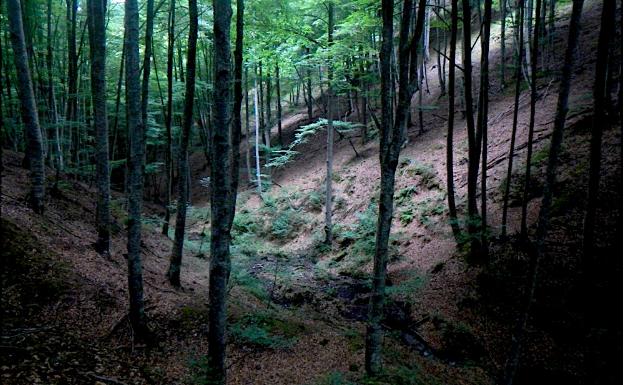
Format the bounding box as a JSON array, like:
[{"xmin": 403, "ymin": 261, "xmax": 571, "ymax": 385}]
[
  {"xmin": 124, "ymin": 0, "xmax": 149, "ymax": 338},
  {"xmin": 87, "ymin": 0, "xmax": 111, "ymax": 256},
  {"xmin": 167, "ymin": 0, "xmax": 198, "ymax": 288},
  {"xmin": 205, "ymin": 0, "xmax": 238, "ymax": 381},
  {"xmin": 7, "ymin": 0, "xmax": 45, "ymax": 214},
  {"xmin": 365, "ymin": 0, "xmax": 426, "ymax": 374}
]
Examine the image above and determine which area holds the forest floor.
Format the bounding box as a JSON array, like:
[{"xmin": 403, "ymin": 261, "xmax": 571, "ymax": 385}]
[{"xmin": 1, "ymin": 0, "xmax": 622, "ymax": 384}]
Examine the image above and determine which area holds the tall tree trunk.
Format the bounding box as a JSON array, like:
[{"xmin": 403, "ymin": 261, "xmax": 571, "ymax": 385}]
[
  {"xmin": 162, "ymin": 0, "xmax": 175, "ymax": 235},
  {"xmin": 462, "ymin": 0, "xmax": 480, "ymax": 258},
  {"xmin": 502, "ymin": 0, "xmax": 584, "ymax": 382},
  {"xmin": 206, "ymin": 0, "xmax": 234, "ymax": 382},
  {"xmin": 500, "ymin": 0, "xmax": 507, "ymax": 88},
  {"xmin": 477, "ymin": 0, "xmax": 492, "ymax": 262},
  {"xmin": 124, "ymin": 0, "xmax": 148, "ymax": 339},
  {"xmin": 365, "ymin": 0, "xmax": 426, "ymax": 374},
  {"xmin": 66, "ymin": 0, "xmax": 78, "ymax": 169},
  {"xmin": 47, "ymin": 0, "xmax": 63, "ymax": 171},
  {"xmin": 228, "ymin": 0, "xmax": 244, "ymax": 231},
  {"xmin": 266, "ymin": 67, "xmax": 272, "ymax": 139},
  {"xmin": 7, "ymin": 0, "xmax": 45, "ymax": 214},
  {"xmin": 501, "ymin": 0, "xmax": 525, "ymax": 239},
  {"xmin": 87, "ymin": 0, "xmax": 111, "ymax": 256},
  {"xmin": 245, "ymin": 66, "xmax": 253, "ymax": 183},
  {"xmin": 306, "ymin": 47, "xmax": 313, "ymax": 121},
  {"xmin": 167, "ymin": 0, "xmax": 198, "ymax": 288},
  {"xmin": 258, "ymin": 61, "xmax": 265, "ymax": 146},
  {"xmin": 254, "ymin": 79, "xmax": 262, "ymax": 193},
  {"xmin": 110, "ymin": 32, "xmax": 125, "ymax": 162},
  {"xmin": 275, "ymin": 63, "xmax": 283, "ymax": 147},
  {"xmin": 141, "ymin": 0, "xmax": 154, "ymax": 139},
  {"xmin": 582, "ymin": 0, "xmax": 614, "ymax": 271},
  {"xmin": 324, "ymin": 0, "xmax": 335, "ymax": 246},
  {"xmin": 446, "ymin": 0, "xmax": 461, "ymax": 242},
  {"xmin": 519, "ymin": 0, "xmax": 542, "ymax": 239}
]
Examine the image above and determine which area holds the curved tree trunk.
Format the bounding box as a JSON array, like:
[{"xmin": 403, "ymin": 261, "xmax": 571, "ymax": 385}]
[
  {"xmin": 7, "ymin": 0, "xmax": 45, "ymax": 214},
  {"xmin": 167, "ymin": 0, "xmax": 198, "ymax": 288}
]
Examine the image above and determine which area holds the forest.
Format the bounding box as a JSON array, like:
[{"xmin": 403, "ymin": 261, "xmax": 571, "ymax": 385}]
[{"xmin": 0, "ymin": 0, "xmax": 621, "ymax": 383}]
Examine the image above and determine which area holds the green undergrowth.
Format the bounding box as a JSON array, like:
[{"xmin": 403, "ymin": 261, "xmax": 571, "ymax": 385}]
[{"xmin": 229, "ymin": 309, "xmax": 304, "ymax": 350}]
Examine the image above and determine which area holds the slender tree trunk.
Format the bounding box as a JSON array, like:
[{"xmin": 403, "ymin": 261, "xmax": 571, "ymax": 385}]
[
  {"xmin": 476, "ymin": 0, "xmax": 492, "ymax": 261},
  {"xmin": 306, "ymin": 48, "xmax": 313, "ymax": 121},
  {"xmin": 110, "ymin": 32, "xmax": 125, "ymax": 162},
  {"xmin": 366, "ymin": 0, "xmax": 426, "ymax": 374},
  {"xmin": 254, "ymin": 79, "xmax": 262, "ymax": 193},
  {"xmin": 162, "ymin": 0, "xmax": 175, "ymax": 235},
  {"xmin": 462, "ymin": 0, "xmax": 480, "ymax": 258},
  {"xmin": 66, "ymin": 0, "xmax": 78, "ymax": 169},
  {"xmin": 324, "ymin": 1, "xmax": 335, "ymax": 246},
  {"xmin": 501, "ymin": 0, "xmax": 525, "ymax": 239},
  {"xmin": 276, "ymin": 63, "xmax": 283, "ymax": 147},
  {"xmin": 47, "ymin": 0, "xmax": 63, "ymax": 171},
  {"xmin": 446, "ymin": 0, "xmax": 461, "ymax": 241},
  {"xmin": 206, "ymin": 0, "xmax": 234, "ymax": 382},
  {"xmin": 266, "ymin": 67, "xmax": 272, "ymax": 139},
  {"xmin": 519, "ymin": 0, "xmax": 542, "ymax": 240},
  {"xmin": 167, "ymin": 0, "xmax": 198, "ymax": 288},
  {"xmin": 87, "ymin": 0, "xmax": 111, "ymax": 256},
  {"xmin": 227, "ymin": 0, "xmax": 244, "ymax": 230},
  {"xmin": 582, "ymin": 0, "xmax": 614, "ymax": 270},
  {"xmin": 124, "ymin": 0, "xmax": 148, "ymax": 339},
  {"xmin": 366, "ymin": 3, "xmax": 397, "ymax": 373},
  {"xmin": 141, "ymin": 0, "xmax": 154, "ymax": 139},
  {"xmin": 7, "ymin": 0, "xmax": 45, "ymax": 214},
  {"xmin": 500, "ymin": 0, "xmax": 507, "ymax": 88},
  {"xmin": 502, "ymin": 0, "xmax": 584, "ymax": 382},
  {"xmin": 258, "ymin": 61, "xmax": 265, "ymax": 146},
  {"xmin": 245, "ymin": 66, "xmax": 253, "ymax": 183}
]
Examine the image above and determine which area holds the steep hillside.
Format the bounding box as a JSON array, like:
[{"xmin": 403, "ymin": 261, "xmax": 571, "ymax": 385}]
[{"xmin": 1, "ymin": 0, "xmax": 621, "ymax": 384}]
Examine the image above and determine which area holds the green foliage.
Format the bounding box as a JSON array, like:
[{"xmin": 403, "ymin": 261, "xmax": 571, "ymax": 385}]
[
  {"xmin": 395, "ymin": 186, "xmax": 417, "ymax": 206},
  {"xmin": 530, "ymin": 145, "xmax": 550, "ymax": 168},
  {"xmin": 229, "ymin": 310, "xmax": 302, "ymax": 350},
  {"xmin": 399, "ymin": 208, "xmax": 415, "ymax": 226},
  {"xmin": 271, "ymin": 208, "xmax": 305, "ymax": 239},
  {"xmin": 402, "ymin": 161, "xmax": 440, "ymax": 190},
  {"xmin": 267, "ymin": 119, "xmax": 363, "ymax": 168},
  {"xmin": 306, "ymin": 190, "xmax": 325, "ymax": 212},
  {"xmin": 232, "ymin": 209, "xmax": 259, "ymax": 235},
  {"xmin": 229, "ymin": 267, "xmax": 268, "ymax": 300},
  {"xmin": 385, "ymin": 272, "xmax": 426, "ymax": 303},
  {"xmin": 418, "ymin": 197, "xmax": 446, "ymax": 226}
]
